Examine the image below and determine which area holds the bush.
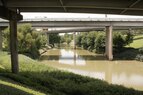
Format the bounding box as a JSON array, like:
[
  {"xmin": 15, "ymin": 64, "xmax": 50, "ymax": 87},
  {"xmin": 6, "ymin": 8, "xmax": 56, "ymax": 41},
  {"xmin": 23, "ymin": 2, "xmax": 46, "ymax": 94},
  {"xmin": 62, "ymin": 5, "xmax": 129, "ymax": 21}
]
[
  {"xmin": 136, "ymin": 48, "xmax": 143, "ymax": 62},
  {"xmin": 139, "ymin": 48, "xmax": 143, "ymax": 54}
]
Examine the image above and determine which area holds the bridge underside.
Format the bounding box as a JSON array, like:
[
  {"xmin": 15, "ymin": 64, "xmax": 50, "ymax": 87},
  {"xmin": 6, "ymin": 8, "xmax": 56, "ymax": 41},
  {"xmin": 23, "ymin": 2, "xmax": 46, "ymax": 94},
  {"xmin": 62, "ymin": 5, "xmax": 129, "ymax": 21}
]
[
  {"xmin": 1, "ymin": 0, "xmax": 143, "ymax": 16},
  {"xmin": 1, "ymin": 0, "xmax": 143, "ymax": 73}
]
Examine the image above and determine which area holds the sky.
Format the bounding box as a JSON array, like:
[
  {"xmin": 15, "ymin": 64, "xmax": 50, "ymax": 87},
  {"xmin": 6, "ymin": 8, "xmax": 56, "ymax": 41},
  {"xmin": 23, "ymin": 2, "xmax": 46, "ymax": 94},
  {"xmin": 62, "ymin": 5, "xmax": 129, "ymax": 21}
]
[{"xmin": 22, "ymin": 13, "xmax": 143, "ymax": 19}]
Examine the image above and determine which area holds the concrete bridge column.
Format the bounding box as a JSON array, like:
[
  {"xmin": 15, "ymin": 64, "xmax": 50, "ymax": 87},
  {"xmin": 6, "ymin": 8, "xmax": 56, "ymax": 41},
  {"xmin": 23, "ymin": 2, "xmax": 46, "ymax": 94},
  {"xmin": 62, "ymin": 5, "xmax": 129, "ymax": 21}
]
[
  {"xmin": 47, "ymin": 33, "xmax": 49, "ymax": 45},
  {"xmin": 73, "ymin": 32, "xmax": 76, "ymax": 49},
  {"xmin": 10, "ymin": 19, "xmax": 19, "ymax": 73},
  {"xmin": 105, "ymin": 26, "xmax": 113, "ymax": 60},
  {"xmin": 0, "ymin": 28, "xmax": 2, "ymax": 51}
]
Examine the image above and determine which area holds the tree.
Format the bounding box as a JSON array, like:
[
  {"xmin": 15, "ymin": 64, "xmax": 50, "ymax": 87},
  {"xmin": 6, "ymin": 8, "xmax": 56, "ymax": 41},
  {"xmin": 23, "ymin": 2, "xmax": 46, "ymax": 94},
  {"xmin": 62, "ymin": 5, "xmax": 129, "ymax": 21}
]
[
  {"xmin": 3, "ymin": 24, "xmax": 47, "ymax": 59},
  {"xmin": 113, "ymin": 33, "xmax": 126, "ymax": 49},
  {"xmin": 49, "ymin": 33, "xmax": 61, "ymax": 46},
  {"xmin": 76, "ymin": 35, "xmax": 82, "ymax": 47},
  {"xmin": 86, "ymin": 32, "xmax": 96, "ymax": 51},
  {"xmin": 94, "ymin": 33, "xmax": 105, "ymax": 53},
  {"xmin": 125, "ymin": 32, "xmax": 133, "ymax": 46},
  {"xmin": 60, "ymin": 33, "xmax": 73, "ymax": 45},
  {"xmin": 81, "ymin": 33, "xmax": 88, "ymax": 49}
]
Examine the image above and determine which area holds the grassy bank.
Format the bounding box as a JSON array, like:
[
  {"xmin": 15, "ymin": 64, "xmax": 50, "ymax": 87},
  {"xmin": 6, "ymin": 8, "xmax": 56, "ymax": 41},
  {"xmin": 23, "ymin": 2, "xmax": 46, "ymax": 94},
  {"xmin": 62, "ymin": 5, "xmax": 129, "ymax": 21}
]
[
  {"xmin": 114, "ymin": 35, "xmax": 143, "ymax": 60},
  {"xmin": 0, "ymin": 76, "xmax": 45, "ymax": 95},
  {"xmin": 0, "ymin": 52, "xmax": 143, "ymax": 95},
  {"xmin": 126, "ymin": 35, "xmax": 143, "ymax": 49}
]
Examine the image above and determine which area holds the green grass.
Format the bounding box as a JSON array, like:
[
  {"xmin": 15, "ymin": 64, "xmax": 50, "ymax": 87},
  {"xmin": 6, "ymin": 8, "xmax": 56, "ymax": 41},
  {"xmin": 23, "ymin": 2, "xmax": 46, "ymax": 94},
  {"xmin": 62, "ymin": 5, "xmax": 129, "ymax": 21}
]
[
  {"xmin": 0, "ymin": 51, "xmax": 143, "ymax": 95},
  {"xmin": 126, "ymin": 35, "xmax": 143, "ymax": 49},
  {"xmin": 0, "ymin": 76, "xmax": 45, "ymax": 95}
]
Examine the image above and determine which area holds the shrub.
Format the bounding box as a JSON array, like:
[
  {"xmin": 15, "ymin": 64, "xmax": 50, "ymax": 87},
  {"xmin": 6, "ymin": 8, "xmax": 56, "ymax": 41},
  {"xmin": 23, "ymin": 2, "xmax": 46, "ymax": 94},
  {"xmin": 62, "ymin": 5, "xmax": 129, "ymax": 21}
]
[
  {"xmin": 136, "ymin": 47, "xmax": 143, "ymax": 62},
  {"xmin": 139, "ymin": 48, "xmax": 143, "ymax": 54}
]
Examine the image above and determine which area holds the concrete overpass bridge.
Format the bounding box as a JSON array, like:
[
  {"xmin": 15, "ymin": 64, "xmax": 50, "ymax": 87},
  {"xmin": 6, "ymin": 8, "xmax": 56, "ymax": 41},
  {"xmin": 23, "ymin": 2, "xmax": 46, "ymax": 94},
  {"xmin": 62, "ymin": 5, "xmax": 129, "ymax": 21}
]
[
  {"xmin": 1, "ymin": 0, "xmax": 143, "ymax": 73},
  {"xmin": 1, "ymin": 18, "xmax": 143, "ymax": 28},
  {"xmin": 1, "ymin": 18, "xmax": 143, "ymax": 34}
]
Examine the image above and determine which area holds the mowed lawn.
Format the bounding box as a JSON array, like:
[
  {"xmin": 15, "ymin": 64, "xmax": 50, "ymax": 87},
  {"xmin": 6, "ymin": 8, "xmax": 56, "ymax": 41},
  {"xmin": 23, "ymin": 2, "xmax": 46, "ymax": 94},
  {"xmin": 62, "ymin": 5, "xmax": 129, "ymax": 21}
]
[{"xmin": 127, "ymin": 35, "xmax": 143, "ymax": 48}]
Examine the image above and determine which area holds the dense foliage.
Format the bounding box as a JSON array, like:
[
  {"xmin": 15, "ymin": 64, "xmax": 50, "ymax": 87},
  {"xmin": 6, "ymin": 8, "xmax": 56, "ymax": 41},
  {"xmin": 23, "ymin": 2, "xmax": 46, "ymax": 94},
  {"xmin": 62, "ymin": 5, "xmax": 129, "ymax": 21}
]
[
  {"xmin": 3, "ymin": 24, "xmax": 47, "ymax": 59},
  {"xmin": 76, "ymin": 31, "xmax": 133, "ymax": 53},
  {"xmin": 49, "ymin": 33, "xmax": 61, "ymax": 47},
  {"xmin": 60, "ymin": 33, "xmax": 73, "ymax": 45}
]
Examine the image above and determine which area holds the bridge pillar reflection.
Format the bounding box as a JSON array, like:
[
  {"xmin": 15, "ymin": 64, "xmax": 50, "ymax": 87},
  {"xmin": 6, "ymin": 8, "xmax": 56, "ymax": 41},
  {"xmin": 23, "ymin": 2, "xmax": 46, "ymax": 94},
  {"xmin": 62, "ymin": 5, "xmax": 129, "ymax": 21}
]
[
  {"xmin": 105, "ymin": 26, "xmax": 113, "ymax": 60},
  {"xmin": 73, "ymin": 32, "xmax": 76, "ymax": 49},
  {"xmin": 0, "ymin": 28, "xmax": 2, "ymax": 51}
]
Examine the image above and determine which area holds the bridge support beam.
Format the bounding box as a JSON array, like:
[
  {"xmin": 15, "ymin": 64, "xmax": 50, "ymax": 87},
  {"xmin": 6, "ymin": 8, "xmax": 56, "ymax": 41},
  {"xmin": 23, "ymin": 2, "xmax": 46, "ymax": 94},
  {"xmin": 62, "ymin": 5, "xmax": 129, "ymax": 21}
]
[
  {"xmin": 73, "ymin": 32, "xmax": 76, "ymax": 49},
  {"xmin": 0, "ymin": 28, "xmax": 2, "ymax": 51},
  {"xmin": 105, "ymin": 26, "xmax": 113, "ymax": 61},
  {"xmin": 10, "ymin": 19, "xmax": 19, "ymax": 74}
]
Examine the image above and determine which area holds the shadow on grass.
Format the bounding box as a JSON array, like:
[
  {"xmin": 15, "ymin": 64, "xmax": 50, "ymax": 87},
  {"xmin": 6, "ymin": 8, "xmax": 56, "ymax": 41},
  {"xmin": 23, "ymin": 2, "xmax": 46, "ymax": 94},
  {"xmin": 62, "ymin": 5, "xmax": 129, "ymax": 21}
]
[
  {"xmin": 133, "ymin": 37, "xmax": 143, "ymax": 40},
  {"xmin": 1, "ymin": 70, "xmax": 143, "ymax": 95},
  {"xmin": 0, "ymin": 83, "xmax": 32, "ymax": 95}
]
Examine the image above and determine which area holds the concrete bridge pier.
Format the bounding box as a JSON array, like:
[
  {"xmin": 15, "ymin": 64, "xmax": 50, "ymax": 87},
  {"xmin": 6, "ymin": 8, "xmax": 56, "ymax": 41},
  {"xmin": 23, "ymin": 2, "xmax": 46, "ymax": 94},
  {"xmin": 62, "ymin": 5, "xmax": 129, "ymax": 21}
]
[
  {"xmin": 10, "ymin": 19, "xmax": 19, "ymax": 73},
  {"xmin": 105, "ymin": 26, "xmax": 113, "ymax": 61},
  {"xmin": 47, "ymin": 33, "xmax": 49, "ymax": 45},
  {"xmin": 73, "ymin": 32, "xmax": 76, "ymax": 49},
  {"xmin": 0, "ymin": 28, "xmax": 2, "ymax": 51}
]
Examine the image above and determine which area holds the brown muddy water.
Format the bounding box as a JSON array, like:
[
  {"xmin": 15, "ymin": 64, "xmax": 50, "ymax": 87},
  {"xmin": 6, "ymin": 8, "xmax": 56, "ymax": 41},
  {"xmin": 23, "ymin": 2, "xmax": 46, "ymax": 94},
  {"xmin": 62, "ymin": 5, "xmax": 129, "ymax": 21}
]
[{"xmin": 40, "ymin": 47, "xmax": 143, "ymax": 91}]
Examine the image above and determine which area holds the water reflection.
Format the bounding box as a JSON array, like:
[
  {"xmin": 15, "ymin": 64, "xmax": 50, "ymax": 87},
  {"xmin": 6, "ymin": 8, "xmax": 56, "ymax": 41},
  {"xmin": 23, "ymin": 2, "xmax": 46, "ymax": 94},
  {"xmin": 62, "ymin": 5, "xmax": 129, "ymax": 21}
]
[
  {"xmin": 59, "ymin": 49, "xmax": 86, "ymax": 65},
  {"xmin": 40, "ymin": 48, "xmax": 143, "ymax": 91}
]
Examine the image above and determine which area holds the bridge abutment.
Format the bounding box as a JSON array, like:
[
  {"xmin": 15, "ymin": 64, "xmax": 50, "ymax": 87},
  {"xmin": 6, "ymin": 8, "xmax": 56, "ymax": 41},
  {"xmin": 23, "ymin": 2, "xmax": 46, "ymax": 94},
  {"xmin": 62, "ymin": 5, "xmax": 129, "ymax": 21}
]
[{"xmin": 105, "ymin": 26, "xmax": 113, "ymax": 61}]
